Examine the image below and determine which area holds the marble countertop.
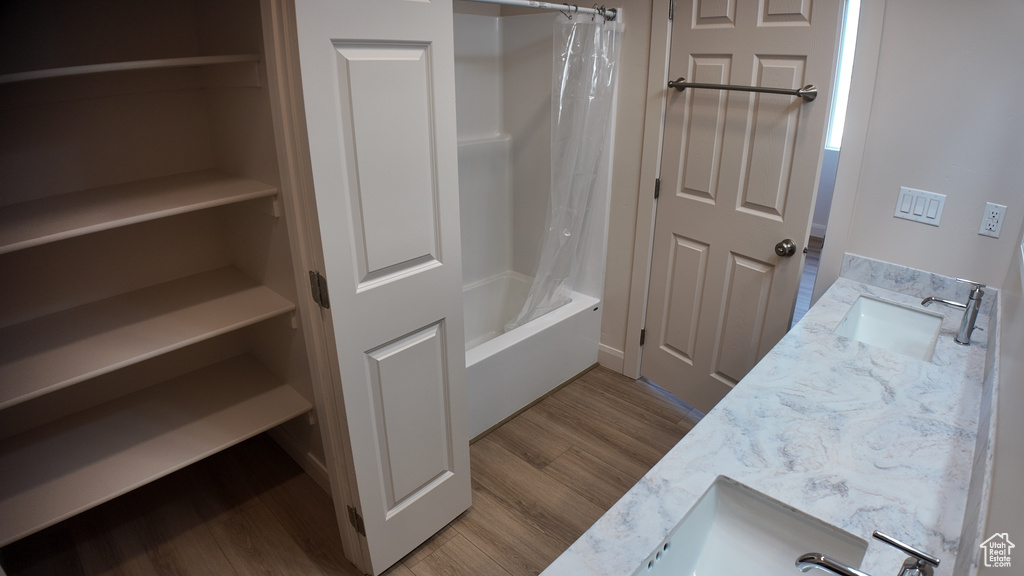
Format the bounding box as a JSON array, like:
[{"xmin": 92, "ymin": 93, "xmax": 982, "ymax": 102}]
[{"xmin": 541, "ymin": 256, "xmax": 992, "ymax": 576}]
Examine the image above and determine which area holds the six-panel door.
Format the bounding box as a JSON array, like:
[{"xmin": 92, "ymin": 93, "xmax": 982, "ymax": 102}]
[{"xmin": 642, "ymin": 0, "xmax": 843, "ymax": 412}]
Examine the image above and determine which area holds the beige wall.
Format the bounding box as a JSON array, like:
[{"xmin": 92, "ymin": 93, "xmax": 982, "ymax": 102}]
[
  {"xmin": 598, "ymin": 0, "xmax": 654, "ymax": 371},
  {"xmin": 821, "ymin": 0, "xmax": 1024, "ymax": 295}
]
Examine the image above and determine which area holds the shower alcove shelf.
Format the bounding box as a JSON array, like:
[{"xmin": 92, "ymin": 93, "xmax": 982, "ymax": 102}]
[{"xmin": 0, "ymin": 1, "xmax": 319, "ymax": 549}]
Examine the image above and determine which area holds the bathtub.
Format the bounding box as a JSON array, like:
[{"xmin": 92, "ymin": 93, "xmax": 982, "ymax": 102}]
[{"xmin": 464, "ymin": 271, "xmax": 601, "ymax": 438}]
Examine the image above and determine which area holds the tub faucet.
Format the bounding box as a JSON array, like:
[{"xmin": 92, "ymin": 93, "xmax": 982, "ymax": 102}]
[{"xmin": 921, "ymin": 278, "xmax": 985, "ymax": 345}]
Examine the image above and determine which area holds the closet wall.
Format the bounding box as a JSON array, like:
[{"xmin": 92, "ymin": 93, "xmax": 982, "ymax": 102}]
[{"xmin": 0, "ymin": 0, "xmax": 325, "ymax": 546}]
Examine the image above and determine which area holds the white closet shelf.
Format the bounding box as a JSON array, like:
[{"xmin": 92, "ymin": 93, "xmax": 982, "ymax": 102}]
[
  {"xmin": 0, "ymin": 267, "xmax": 295, "ymax": 410},
  {"xmin": 0, "ymin": 354, "xmax": 312, "ymax": 546},
  {"xmin": 0, "ymin": 170, "xmax": 278, "ymax": 255},
  {"xmin": 0, "ymin": 54, "xmax": 261, "ymax": 85}
]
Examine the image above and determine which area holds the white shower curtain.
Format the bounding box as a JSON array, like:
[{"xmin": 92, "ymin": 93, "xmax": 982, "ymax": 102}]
[{"xmin": 505, "ymin": 14, "xmax": 623, "ymax": 331}]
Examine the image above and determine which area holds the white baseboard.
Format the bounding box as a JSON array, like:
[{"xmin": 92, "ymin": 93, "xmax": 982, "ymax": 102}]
[
  {"xmin": 268, "ymin": 428, "xmax": 331, "ymax": 495},
  {"xmin": 598, "ymin": 343, "xmax": 625, "ymax": 373}
]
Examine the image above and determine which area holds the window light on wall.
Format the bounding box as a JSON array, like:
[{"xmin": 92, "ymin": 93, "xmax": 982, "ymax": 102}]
[{"xmin": 825, "ymin": 0, "xmax": 861, "ymax": 151}]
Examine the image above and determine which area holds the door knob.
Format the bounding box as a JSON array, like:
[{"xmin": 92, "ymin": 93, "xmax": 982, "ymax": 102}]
[{"xmin": 775, "ymin": 239, "xmax": 797, "ymax": 257}]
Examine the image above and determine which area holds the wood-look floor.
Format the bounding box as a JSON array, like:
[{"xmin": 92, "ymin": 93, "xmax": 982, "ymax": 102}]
[{"xmin": 0, "ymin": 367, "xmax": 698, "ymax": 576}]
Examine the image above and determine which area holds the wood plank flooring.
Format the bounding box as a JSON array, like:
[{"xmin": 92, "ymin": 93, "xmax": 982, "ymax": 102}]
[{"xmin": 0, "ymin": 367, "xmax": 699, "ymax": 576}]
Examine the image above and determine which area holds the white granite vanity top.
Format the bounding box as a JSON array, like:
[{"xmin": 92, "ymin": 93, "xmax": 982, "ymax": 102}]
[{"xmin": 542, "ymin": 256, "xmax": 992, "ymax": 576}]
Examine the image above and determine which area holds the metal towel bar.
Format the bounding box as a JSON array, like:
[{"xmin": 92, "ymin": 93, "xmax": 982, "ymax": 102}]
[{"xmin": 667, "ymin": 77, "xmax": 818, "ymax": 102}]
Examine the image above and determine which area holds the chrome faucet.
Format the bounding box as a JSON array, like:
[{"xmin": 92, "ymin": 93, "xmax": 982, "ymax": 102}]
[
  {"xmin": 796, "ymin": 552, "xmax": 872, "ymax": 576},
  {"xmin": 921, "ymin": 278, "xmax": 985, "ymax": 345},
  {"xmin": 795, "ymin": 531, "xmax": 940, "ymax": 576}
]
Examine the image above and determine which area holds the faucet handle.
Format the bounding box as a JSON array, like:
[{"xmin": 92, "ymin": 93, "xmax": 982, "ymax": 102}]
[
  {"xmin": 956, "ymin": 278, "xmax": 986, "ymax": 300},
  {"xmin": 955, "ymin": 277, "xmax": 986, "ymax": 290},
  {"xmin": 872, "ymin": 532, "xmax": 939, "ymax": 575}
]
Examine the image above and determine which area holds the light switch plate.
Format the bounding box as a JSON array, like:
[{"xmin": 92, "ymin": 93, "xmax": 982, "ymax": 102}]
[{"xmin": 894, "ymin": 187, "xmax": 945, "ymax": 227}]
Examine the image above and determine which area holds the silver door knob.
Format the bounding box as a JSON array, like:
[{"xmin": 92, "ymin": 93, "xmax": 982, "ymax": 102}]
[{"xmin": 775, "ymin": 239, "xmax": 796, "ymax": 257}]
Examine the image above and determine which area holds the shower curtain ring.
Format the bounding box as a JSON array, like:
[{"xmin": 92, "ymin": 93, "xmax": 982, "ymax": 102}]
[{"xmin": 559, "ymin": 3, "xmax": 572, "ymax": 19}]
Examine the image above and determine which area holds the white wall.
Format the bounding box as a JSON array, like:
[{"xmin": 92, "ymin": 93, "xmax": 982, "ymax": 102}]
[{"xmin": 819, "ymin": 0, "xmax": 1024, "ymax": 296}]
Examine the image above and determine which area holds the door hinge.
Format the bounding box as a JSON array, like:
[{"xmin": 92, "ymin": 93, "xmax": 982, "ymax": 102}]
[
  {"xmin": 668, "ymin": 0, "xmax": 674, "ymax": 20},
  {"xmin": 347, "ymin": 505, "xmax": 366, "ymax": 537},
  {"xmin": 654, "ymin": 178, "xmax": 661, "ymax": 199},
  {"xmin": 309, "ymin": 271, "xmax": 330, "ymax": 309},
  {"xmin": 640, "ymin": 328, "xmax": 646, "ymax": 346}
]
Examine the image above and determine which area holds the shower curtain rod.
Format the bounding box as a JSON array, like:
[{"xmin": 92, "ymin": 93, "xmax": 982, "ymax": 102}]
[{"xmin": 464, "ymin": 0, "xmax": 618, "ymax": 21}]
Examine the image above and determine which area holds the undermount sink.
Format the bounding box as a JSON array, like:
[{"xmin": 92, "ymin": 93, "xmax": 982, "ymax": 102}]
[
  {"xmin": 833, "ymin": 296, "xmax": 944, "ymax": 361},
  {"xmin": 635, "ymin": 477, "xmax": 867, "ymax": 576}
]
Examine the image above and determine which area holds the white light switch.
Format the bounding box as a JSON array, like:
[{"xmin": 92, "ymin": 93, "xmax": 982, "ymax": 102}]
[
  {"xmin": 900, "ymin": 195, "xmax": 912, "ymax": 213},
  {"xmin": 894, "ymin": 187, "xmax": 945, "ymax": 227}
]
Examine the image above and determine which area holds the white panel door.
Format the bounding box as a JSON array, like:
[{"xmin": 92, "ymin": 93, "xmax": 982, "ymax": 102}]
[
  {"xmin": 293, "ymin": 1, "xmax": 470, "ymax": 574},
  {"xmin": 642, "ymin": 0, "xmax": 842, "ymax": 412}
]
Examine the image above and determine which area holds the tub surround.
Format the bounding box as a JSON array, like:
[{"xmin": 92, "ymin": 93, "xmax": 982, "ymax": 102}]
[
  {"xmin": 454, "ymin": 11, "xmax": 613, "ymax": 440},
  {"xmin": 542, "ymin": 255, "xmax": 993, "ymax": 576}
]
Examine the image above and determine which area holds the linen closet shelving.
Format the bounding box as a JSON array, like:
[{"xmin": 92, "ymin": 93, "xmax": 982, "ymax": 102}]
[{"xmin": 0, "ymin": 0, "xmax": 324, "ymax": 547}]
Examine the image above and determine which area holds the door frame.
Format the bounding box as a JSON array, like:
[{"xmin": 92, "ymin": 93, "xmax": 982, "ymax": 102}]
[
  {"xmin": 621, "ymin": 0, "xmax": 886, "ymax": 380},
  {"xmin": 621, "ymin": 0, "xmax": 672, "ymax": 378}
]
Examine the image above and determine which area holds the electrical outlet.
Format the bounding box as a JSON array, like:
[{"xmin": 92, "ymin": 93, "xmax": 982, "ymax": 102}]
[{"xmin": 978, "ymin": 202, "xmax": 1007, "ymax": 238}]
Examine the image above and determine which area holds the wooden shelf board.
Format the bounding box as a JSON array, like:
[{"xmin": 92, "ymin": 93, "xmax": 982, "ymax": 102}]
[
  {"xmin": 0, "ymin": 54, "xmax": 261, "ymax": 85},
  {"xmin": 0, "ymin": 170, "xmax": 278, "ymax": 255},
  {"xmin": 0, "ymin": 267, "xmax": 295, "ymax": 410},
  {"xmin": 0, "ymin": 355, "xmax": 312, "ymax": 546}
]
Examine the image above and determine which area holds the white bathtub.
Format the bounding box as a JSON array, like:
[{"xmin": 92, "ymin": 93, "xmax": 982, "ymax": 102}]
[{"xmin": 464, "ymin": 271, "xmax": 601, "ymax": 438}]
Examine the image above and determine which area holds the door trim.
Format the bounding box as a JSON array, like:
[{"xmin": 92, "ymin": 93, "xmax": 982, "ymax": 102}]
[
  {"xmin": 622, "ymin": 0, "xmax": 672, "ymax": 379},
  {"xmin": 813, "ymin": 0, "xmax": 888, "ymax": 304}
]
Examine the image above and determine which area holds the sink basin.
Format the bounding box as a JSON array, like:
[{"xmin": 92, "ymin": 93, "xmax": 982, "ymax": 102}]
[
  {"xmin": 833, "ymin": 296, "xmax": 943, "ymax": 361},
  {"xmin": 635, "ymin": 477, "xmax": 867, "ymax": 576}
]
